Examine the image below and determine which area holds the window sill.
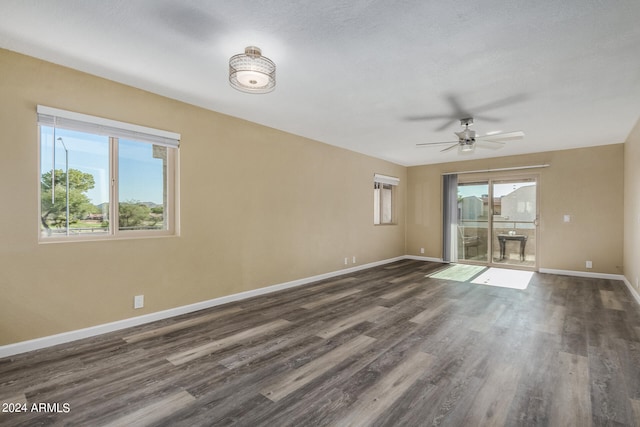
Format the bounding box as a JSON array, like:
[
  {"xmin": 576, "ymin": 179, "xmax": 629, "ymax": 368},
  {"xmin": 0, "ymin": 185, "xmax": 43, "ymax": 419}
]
[{"xmin": 38, "ymin": 232, "xmax": 179, "ymax": 244}]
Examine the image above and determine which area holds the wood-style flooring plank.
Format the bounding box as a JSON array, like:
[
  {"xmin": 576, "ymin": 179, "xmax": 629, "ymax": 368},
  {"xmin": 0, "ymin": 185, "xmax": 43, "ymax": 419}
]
[
  {"xmin": 460, "ymin": 361, "xmax": 522, "ymax": 426},
  {"xmin": 503, "ymin": 330, "xmax": 560, "ymax": 426},
  {"xmin": 561, "ymin": 314, "xmax": 589, "ymax": 356},
  {"xmin": 465, "ymin": 299, "xmax": 509, "ymax": 334},
  {"xmin": 123, "ymin": 306, "xmax": 244, "ymax": 343},
  {"xmin": 217, "ymin": 329, "xmax": 318, "ymax": 370},
  {"xmin": 616, "ymin": 338, "xmax": 640, "ymax": 400},
  {"xmin": 409, "ymin": 297, "xmax": 455, "ymax": 324},
  {"xmin": 102, "ymin": 390, "xmax": 195, "ymax": 427},
  {"xmin": 588, "ymin": 336, "xmax": 637, "ymax": 425},
  {"xmin": 601, "ymin": 289, "xmax": 625, "ymax": 311},
  {"xmin": 300, "ymin": 288, "xmax": 362, "ymax": 310},
  {"xmin": 333, "ymin": 350, "xmax": 434, "ymax": 426},
  {"xmin": 315, "ymin": 305, "xmax": 388, "ymax": 339},
  {"xmin": 166, "ymin": 318, "xmax": 291, "ymax": 366},
  {"xmin": 260, "ymin": 334, "xmax": 376, "ymax": 402},
  {"xmin": 630, "ymin": 399, "xmax": 640, "ymax": 424},
  {"xmin": 378, "ymin": 282, "xmax": 423, "ymax": 300},
  {"xmin": 532, "ymin": 303, "xmax": 567, "ymax": 335},
  {"xmin": 550, "ymin": 351, "xmax": 592, "ymax": 427}
]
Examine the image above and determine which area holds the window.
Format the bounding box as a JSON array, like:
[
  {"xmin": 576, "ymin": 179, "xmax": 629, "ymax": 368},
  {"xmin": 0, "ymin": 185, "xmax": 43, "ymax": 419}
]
[
  {"xmin": 38, "ymin": 106, "xmax": 180, "ymax": 241},
  {"xmin": 373, "ymin": 173, "xmax": 399, "ymax": 225}
]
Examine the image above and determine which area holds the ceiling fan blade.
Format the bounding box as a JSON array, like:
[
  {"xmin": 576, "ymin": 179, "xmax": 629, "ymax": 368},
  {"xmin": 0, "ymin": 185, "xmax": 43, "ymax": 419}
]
[
  {"xmin": 476, "ymin": 141, "xmax": 506, "ymax": 150},
  {"xmin": 445, "ymin": 94, "xmax": 469, "ymax": 117},
  {"xmin": 435, "ymin": 119, "xmax": 458, "ymax": 132},
  {"xmin": 472, "ymin": 115, "xmax": 501, "ymax": 123},
  {"xmin": 404, "ymin": 114, "xmax": 455, "ymax": 121},
  {"xmin": 416, "ymin": 140, "xmax": 459, "ymax": 147},
  {"xmin": 469, "ymin": 93, "xmax": 528, "ymax": 114},
  {"xmin": 440, "ymin": 143, "xmax": 460, "ymax": 152},
  {"xmin": 478, "ymin": 131, "xmax": 524, "ymax": 142}
]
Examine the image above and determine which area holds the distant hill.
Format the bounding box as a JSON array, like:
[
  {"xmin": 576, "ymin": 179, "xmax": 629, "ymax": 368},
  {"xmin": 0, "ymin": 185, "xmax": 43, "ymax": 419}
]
[{"xmin": 138, "ymin": 201, "xmax": 161, "ymax": 208}]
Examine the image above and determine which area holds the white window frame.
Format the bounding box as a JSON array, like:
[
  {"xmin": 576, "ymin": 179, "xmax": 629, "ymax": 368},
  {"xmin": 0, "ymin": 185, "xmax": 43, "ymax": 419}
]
[
  {"xmin": 373, "ymin": 173, "xmax": 399, "ymax": 225},
  {"xmin": 37, "ymin": 105, "xmax": 180, "ymax": 242}
]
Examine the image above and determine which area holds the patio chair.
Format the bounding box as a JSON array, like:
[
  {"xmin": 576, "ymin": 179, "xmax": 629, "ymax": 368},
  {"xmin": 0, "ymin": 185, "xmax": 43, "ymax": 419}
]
[{"xmin": 459, "ymin": 227, "xmax": 481, "ymax": 258}]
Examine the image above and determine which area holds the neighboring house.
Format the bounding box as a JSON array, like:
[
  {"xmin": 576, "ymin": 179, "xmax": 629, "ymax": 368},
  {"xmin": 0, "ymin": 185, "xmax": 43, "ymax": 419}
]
[
  {"xmin": 86, "ymin": 213, "xmax": 104, "ymax": 221},
  {"xmin": 500, "ymin": 185, "xmax": 536, "ymax": 222},
  {"xmin": 459, "ymin": 196, "xmax": 484, "ymax": 220}
]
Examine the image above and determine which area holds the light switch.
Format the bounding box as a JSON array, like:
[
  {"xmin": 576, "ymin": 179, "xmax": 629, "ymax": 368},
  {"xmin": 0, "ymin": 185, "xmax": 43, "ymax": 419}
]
[{"xmin": 563, "ymin": 214, "xmax": 571, "ymax": 223}]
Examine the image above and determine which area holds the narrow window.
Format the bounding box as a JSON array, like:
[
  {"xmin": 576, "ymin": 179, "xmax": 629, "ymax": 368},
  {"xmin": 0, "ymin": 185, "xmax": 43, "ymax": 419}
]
[
  {"xmin": 373, "ymin": 173, "xmax": 399, "ymax": 225},
  {"xmin": 38, "ymin": 106, "xmax": 180, "ymax": 241}
]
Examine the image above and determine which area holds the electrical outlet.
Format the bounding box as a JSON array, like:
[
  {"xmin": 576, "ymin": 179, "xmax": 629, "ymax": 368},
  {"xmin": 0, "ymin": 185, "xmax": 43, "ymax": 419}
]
[
  {"xmin": 563, "ymin": 214, "xmax": 571, "ymax": 223},
  {"xmin": 352, "ymin": 256, "xmax": 356, "ymax": 264},
  {"xmin": 134, "ymin": 295, "xmax": 144, "ymax": 309},
  {"xmin": 636, "ymin": 277, "xmax": 639, "ymax": 288},
  {"xmin": 420, "ymin": 248, "xmax": 425, "ymax": 254},
  {"xmin": 344, "ymin": 257, "xmax": 348, "ymax": 265},
  {"xmin": 585, "ymin": 261, "xmax": 592, "ymax": 269}
]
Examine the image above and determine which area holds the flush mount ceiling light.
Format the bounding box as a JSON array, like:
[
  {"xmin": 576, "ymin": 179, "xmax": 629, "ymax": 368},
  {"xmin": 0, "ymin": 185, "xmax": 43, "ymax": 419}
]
[{"xmin": 229, "ymin": 46, "xmax": 276, "ymax": 94}]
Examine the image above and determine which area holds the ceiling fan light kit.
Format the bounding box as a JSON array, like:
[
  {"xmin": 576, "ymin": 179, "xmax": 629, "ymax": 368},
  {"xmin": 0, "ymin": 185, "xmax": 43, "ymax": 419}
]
[
  {"xmin": 229, "ymin": 46, "xmax": 276, "ymax": 94},
  {"xmin": 459, "ymin": 141, "xmax": 475, "ymax": 153}
]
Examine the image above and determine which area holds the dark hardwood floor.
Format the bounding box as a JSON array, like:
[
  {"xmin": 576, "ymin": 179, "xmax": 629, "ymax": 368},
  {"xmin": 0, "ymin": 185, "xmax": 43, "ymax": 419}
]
[{"xmin": 1, "ymin": 260, "xmax": 639, "ymax": 426}]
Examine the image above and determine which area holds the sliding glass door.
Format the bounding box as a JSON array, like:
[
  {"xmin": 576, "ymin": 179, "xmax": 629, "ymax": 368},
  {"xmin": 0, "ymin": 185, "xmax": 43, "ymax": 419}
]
[{"xmin": 456, "ymin": 176, "xmax": 538, "ymax": 270}]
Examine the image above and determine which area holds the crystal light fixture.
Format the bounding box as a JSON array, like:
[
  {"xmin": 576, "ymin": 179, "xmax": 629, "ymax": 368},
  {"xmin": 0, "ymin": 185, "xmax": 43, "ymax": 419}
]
[{"xmin": 229, "ymin": 46, "xmax": 276, "ymax": 93}]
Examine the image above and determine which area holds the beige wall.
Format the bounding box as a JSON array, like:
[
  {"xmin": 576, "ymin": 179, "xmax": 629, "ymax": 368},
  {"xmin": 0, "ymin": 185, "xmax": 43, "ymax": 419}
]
[
  {"xmin": 624, "ymin": 118, "xmax": 640, "ymax": 293},
  {"xmin": 407, "ymin": 145, "xmax": 624, "ymax": 274},
  {"xmin": 0, "ymin": 49, "xmax": 406, "ymax": 345}
]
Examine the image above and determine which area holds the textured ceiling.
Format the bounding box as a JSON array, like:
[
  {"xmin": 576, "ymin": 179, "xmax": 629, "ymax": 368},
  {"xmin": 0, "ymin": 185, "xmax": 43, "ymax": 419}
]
[{"xmin": 1, "ymin": 0, "xmax": 639, "ymax": 166}]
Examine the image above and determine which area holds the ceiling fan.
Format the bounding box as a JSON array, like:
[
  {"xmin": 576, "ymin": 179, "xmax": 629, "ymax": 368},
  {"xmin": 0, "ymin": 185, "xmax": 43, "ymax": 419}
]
[{"xmin": 416, "ymin": 118, "xmax": 524, "ymax": 153}]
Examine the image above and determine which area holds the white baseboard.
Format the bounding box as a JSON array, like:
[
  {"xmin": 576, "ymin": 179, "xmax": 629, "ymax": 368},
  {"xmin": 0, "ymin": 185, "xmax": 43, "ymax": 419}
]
[
  {"xmin": 622, "ymin": 276, "xmax": 640, "ymax": 306},
  {"xmin": 403, "ymin": 255, "xmax": 445, "ymax": 263},
  {"xmin": 538, "ymin": 268, "xmax": 625, "ymax": 281},
  {"xmin": 0, "ymin": 256, "xmax": 405, "ymax": 358},
  {"xmin": 2, "ymin": 258, "xmax": 635, "ymax": 358}
]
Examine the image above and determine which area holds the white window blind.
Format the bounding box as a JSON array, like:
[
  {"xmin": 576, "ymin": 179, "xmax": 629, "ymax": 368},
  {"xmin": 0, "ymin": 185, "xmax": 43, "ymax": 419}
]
[
  {"xmin": 37, "ymin": 105, "xmax": 180, "ymax": 148},
  {"xmin": 373, "ymin": 173, "xmax": 399, "ymax": 186}
]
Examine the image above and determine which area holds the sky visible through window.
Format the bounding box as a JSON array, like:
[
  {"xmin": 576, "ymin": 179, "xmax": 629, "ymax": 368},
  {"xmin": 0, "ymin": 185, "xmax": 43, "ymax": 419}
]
[
  {"xmin": 458, "ymin": 182, "xmax": 534, "ymax": 198},
  {"xmin": 40, "ymin": 127, "xmax": 164, "ymax": 205}
]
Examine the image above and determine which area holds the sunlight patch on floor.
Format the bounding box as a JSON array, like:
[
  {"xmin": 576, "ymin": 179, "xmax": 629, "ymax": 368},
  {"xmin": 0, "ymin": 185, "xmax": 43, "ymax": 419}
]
[
  {"xmin": 471, "ymin": 267, "xmax": 533, "ymax": 290},
  {"xmin": 428, "ymin": 264, "xmax": 486, "ymax": 282}
]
